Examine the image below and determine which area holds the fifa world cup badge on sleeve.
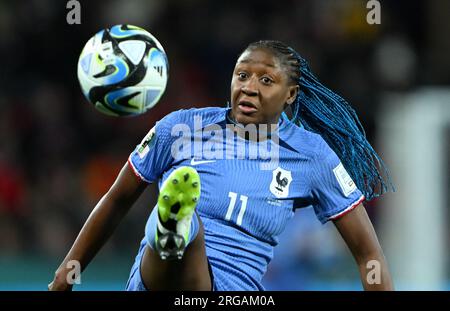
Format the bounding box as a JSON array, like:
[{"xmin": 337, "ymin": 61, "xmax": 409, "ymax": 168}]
[
  {"xmin": 333, "ymin": 162, "xmax": 357, "ymax": 197},
  {"xmin": 138, "ymin": 126, "xmax": 156, "ymax": 158}
]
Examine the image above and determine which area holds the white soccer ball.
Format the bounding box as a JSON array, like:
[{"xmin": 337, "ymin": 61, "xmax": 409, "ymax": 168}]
[{"xmin": 77, "ymin": 24, "xmax": 168, "ymax": 116}]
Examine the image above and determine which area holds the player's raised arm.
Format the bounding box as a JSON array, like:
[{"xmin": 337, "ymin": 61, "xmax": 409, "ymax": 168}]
[
  {"xmin": 333, "ymin": 204, "xmax": 394, "ymax": 291},
  {"xmin": 48, "ymin": 162, "xmax": 147, "ymax": 291}
]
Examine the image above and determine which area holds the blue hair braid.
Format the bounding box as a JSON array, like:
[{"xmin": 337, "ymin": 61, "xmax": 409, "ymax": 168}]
[{"xmin": 245, "ymin": 40, "xmax": 394, "ymax": 201}]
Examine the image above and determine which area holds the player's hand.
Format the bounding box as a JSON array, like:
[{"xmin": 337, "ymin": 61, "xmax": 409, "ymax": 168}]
[
  {"xmin": 48, "ymin": 271, "xmax": 73, "ymax": 291},
  {"xmin": 48, "ymin": 280, "xmax": 72, "ymax": 291}
]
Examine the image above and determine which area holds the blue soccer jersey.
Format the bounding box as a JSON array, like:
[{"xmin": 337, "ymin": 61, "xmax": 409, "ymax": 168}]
[{"xmin": 126, "ymin": 107, "xmax": 364, "ymax": 291}]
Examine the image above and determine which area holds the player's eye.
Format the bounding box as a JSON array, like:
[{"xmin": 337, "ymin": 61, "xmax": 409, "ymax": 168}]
[
  {"xmin": 261, "ymin": 76, "xmax": 273, "ymax": 85},
  {"xmin": 237, "ymin": 72, "xmax": 248, "ymax": 80}
]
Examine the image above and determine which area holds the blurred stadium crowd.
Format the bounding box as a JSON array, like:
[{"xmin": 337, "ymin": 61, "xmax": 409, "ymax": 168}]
[{"xmin": 0, "ymin": 0, "xmax": 448, "ymax": 289}]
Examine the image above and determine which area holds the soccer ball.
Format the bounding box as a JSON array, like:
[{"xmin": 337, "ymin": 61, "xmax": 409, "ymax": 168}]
[{"xmin": 77, "ymin": 24, "xmax": 168, "ymax": 116}]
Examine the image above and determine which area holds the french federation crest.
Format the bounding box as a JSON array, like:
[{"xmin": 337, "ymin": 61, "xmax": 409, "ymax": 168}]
[{"xmin": 270, "ymin": 167, "xmax": 293, "ymax": 198}]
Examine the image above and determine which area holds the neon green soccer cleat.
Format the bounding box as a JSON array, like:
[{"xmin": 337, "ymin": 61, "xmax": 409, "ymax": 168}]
[{"xmin": 155, "ymin": 166, "xmax": 201, "ymax": 260}]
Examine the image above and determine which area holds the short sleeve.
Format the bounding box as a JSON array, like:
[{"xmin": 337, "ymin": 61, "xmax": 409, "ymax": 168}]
[
  {"xmin": 128, "ymin": 112, "xmax": 178, "ymax": 183},
  {"xmin": 310, "ymin": 139, "xmax": 365, "ymax": 224}
]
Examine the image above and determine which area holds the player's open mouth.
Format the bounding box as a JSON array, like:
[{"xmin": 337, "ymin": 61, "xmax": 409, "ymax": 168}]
[{"xmin": 238, "ymin": 101, "xmax": 258, "ymax": 114}]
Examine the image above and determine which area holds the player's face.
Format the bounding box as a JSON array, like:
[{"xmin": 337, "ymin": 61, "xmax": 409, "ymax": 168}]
[{"xmin": 230, "ymin": 48, "xmax": 298, "ymax": 126}]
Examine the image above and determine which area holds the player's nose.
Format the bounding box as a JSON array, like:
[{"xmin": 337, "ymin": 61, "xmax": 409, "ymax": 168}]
[{"xmin": 241, "ymin": 77, "xmax": 258, "ymax": 96}]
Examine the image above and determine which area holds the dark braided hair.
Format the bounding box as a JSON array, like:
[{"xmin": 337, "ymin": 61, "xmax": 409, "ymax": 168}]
[{"xmin": 243, "ymin": 40, "xmax": 394, "ymax": 201}]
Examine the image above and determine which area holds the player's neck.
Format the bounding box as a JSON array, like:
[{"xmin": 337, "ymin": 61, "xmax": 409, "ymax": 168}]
[{"xmin": 226, "ymin": 110, "xmax": 281, "ymax": 142}]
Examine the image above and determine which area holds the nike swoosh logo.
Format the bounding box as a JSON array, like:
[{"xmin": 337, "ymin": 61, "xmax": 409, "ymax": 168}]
[{"xmin": 190, "ymin": 158, "xmax": 216, "ymax": 166}]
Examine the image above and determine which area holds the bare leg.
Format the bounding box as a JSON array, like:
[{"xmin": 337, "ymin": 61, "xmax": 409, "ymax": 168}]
[{"xmin": 140, "ymin": 214, "xmax": 211, "ymax": 290}]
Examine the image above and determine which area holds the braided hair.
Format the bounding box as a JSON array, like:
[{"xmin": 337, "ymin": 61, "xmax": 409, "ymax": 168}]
[{"xmin": 243, "ymin": 40, "xmax": 394, "ymax": 201}]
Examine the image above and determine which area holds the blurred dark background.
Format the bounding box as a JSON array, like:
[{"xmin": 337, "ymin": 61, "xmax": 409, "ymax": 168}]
[{"xmin": 0, "ymin": 0, "xmax": 448, "ymax": 290}]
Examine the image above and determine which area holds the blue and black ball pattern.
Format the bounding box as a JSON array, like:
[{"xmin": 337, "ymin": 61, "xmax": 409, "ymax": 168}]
[{"xmin": 88, "ymin": 24, "xmax": 167, "ymax": 116}]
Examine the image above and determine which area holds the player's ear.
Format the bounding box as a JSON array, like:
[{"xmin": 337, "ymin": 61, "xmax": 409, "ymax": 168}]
[{"xmin": 286, "ymin": 85, "xmax": 299, "ymax": 106}]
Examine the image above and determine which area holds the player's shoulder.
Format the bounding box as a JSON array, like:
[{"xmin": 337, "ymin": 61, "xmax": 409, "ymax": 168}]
[
  {"xmin": 158, "ymin": 106, "xmax": 227, "ymax": 128},
  {"xmin": 282, "ymin": 121, "xmax": 329, "ymax": 159}
]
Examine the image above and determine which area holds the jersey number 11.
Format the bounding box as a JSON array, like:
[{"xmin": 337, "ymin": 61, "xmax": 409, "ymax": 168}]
[{"xmin": 225, "ymin": 192, "xmax": 248, "ymax": 226}]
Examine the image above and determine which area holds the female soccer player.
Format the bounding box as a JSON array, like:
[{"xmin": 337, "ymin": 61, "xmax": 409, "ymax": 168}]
[{"xmin": 49, "ymin": 40, "xmax": 393, "ymax": 291}]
